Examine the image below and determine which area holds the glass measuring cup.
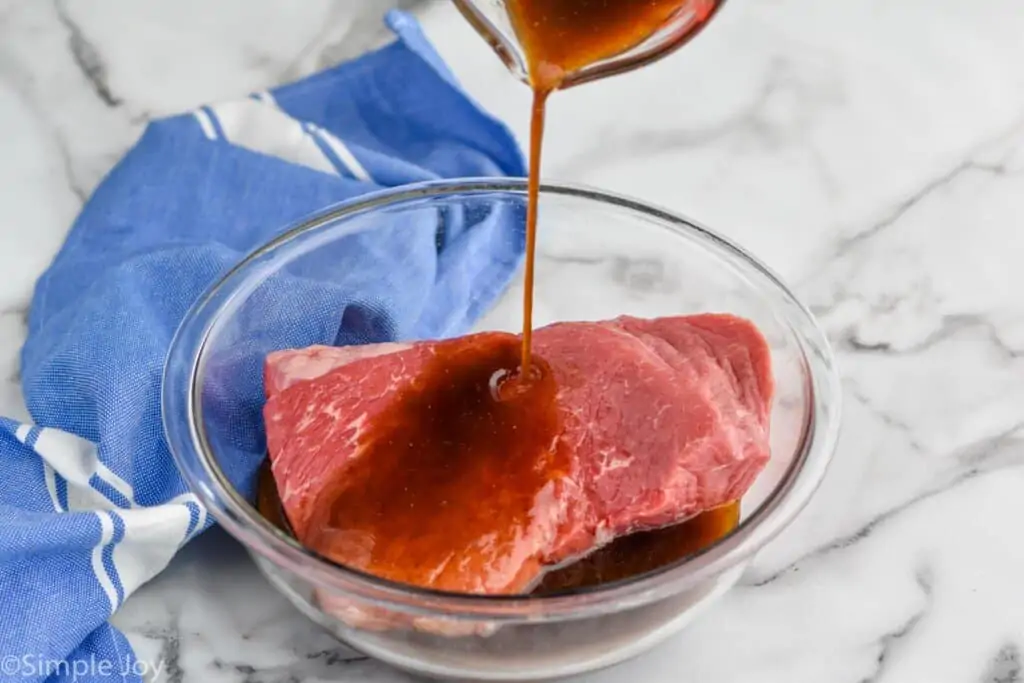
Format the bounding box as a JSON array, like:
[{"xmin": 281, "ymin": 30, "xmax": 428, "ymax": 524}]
[{"xmin": 451, "ymin": 0, "xmax": 727, "ymax": 90}]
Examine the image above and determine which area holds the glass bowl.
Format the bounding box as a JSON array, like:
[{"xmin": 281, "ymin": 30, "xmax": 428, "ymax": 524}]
[{"xmin": 162, "ymin": 179, "xmax": 841, "ymax": 681}]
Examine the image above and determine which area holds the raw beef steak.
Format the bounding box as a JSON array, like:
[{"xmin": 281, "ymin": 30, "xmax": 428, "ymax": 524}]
[{"xmin": 263, "ymin": 314, "xmax": 773, "ymax": 595}]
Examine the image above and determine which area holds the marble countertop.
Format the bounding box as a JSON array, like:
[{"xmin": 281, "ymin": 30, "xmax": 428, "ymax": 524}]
[{"xmin": 3, "ymin": 0, "xmax": 1024, "ymax": 681}]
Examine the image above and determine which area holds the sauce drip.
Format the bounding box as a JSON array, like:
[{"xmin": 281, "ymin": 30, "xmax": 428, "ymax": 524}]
[
  {"xmin": 507, "ymin": 0, "xmax": 721, "ymax": 374},
  {"xmin": 300, "ymin": 334, "xmax": 565, "ymax": 593}
]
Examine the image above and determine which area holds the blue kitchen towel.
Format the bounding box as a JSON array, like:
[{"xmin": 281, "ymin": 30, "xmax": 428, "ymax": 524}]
[{"xmin": 0, "ymin": 11, "xmax": 525, "ymax": 683}]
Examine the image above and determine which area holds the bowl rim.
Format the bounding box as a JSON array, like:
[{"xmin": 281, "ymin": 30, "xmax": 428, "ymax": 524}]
[{"xmin": 162, "ymin": 177, "xmax": 842, "ymax": 622}]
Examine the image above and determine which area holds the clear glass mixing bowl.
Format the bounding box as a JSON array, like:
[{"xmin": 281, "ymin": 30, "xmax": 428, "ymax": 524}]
[{"xmin": 162, "ymin": 179, "xmax": 841, "ymax": 681}]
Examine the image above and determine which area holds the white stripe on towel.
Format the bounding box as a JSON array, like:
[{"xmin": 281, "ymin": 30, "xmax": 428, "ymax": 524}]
[
  {"xmin": 253, "ymin": 90, "xmax": 280, "ymax": 109},
  {"xmin": 167, "ymin": 492, "xmax": 208, "ymax": 537},
  {"xmin": 312, "ymin": 126, "xmax": 372, "ymax": 182},
  {"xmin": 44, "ymin": 464, "xmax": 63, "ymax": 512},
  {"xmin": 14, "ymin": 423, "xmax": 31, "ymax": 442},
  {"xmin": 14, "ymin": 423, "xmax": 64, "ymax": 512},
  {"xmin": 92, "ymin": 511, "xmax": 119, "ymax": 610},
  {"xmin": 111, "ymin": 504, "xmax": 194, "ymax": 599},
  {"xmin": 193, "ymin": 109, "xmax": 218, "ymax": 140},
  {"xmin": 34, "ymin": 427, "xmax": 135, "ymax": 510},
  {"xmin": 210, "ymin": 98, "xmax": 338, "ymax": 176}
]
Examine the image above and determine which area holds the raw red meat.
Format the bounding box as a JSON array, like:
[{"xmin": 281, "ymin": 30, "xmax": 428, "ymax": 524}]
[
  {"xmin": 263, "ymin": 314, "xmax": 773, "ymax": 595},
  {"xmin": 264, "ymin": 342, "xmax": 409, "ymax": 396}
]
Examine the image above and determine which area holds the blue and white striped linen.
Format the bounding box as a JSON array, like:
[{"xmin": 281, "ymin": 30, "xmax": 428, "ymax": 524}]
[{"xmin": 0, "ymin": 11, "xmax": 524, "ymax": 682}]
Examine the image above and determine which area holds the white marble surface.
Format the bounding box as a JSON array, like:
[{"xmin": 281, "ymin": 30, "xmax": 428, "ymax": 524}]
[{"xmin": 2, "ymin": 0, "xmax": 1024, "ymax": 681}]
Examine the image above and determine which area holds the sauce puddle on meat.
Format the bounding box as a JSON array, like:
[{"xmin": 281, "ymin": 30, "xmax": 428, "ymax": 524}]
[
  {"xmin": 258, "ymin": 0, "xmax": 744, "ymax": 595},
  {"xmin": 304, "ymin": 335, "xmax": 564, "ymax": 591},
  {"xmin": 257, "ymin": 461, "xmax": 741, "ymax": 594}
]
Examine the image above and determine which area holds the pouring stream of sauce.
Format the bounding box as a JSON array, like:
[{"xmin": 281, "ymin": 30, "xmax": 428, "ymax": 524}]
[{"xmin": 508, "ymin": 0, "xmax": 720, "ymax": 376}]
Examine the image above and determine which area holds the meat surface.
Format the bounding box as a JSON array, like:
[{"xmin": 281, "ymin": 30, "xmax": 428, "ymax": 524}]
[
  {"xmin": 263, "ymin": 314, "xmax": 773, "ymax": 595},
  {"xmin": 264, "ymin": 342, "xmax": 409, "ymax": 396}
]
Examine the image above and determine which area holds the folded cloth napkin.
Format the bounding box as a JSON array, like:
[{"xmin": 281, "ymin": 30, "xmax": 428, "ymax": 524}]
[{"xmin": 0, "ymin": 11, "xmax": 525, "ymax": 683}]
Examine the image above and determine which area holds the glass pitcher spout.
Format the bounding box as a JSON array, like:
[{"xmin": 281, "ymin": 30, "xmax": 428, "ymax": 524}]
[{"xmin": 451, "ymin": 0, "xmax": 727, "ymax": 91}]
